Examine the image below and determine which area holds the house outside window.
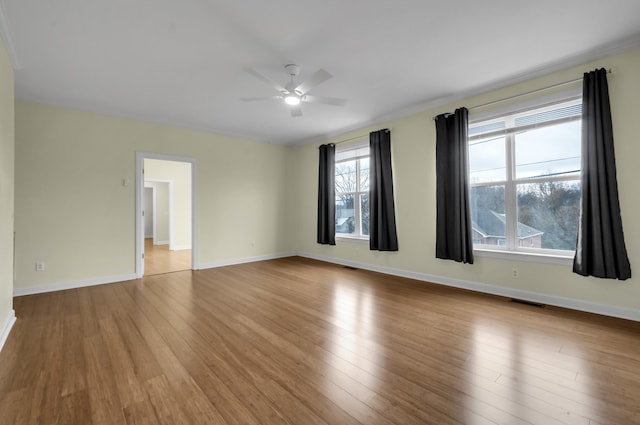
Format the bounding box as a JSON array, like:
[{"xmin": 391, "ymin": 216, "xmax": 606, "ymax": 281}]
[
  {"xmin": 468, "ymin": 98, "xmax": 582, "ymax": 256},
  {"xmin": 335, "ymin": 143, "xmax": 369, "ymax": 238}
]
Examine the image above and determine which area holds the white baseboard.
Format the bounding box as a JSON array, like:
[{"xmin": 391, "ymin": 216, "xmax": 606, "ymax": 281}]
[
  {"xmin": 11, "ymin": 253, "xmax": 637, "ymax": 322},
  {"xmin": 197, "ymin": 252, "xmax": 296, "ymax": 270},
  {"xmin": 297, "ymin": 252, "xmax": 640, "ymax": 322},
  {"xmin": 0, "ymin": 310, "xmax": 16, "ymax": 353},
  {"xmin": 13, "ymin": 273, "xmax": 138, "ymax": 297},
  {"xmin": 171, "ymin": 245, "xmax": 191, "ymax": 251},
  {"xmin": 155, "ymin": 240, "xmax": 169, "ymax": 246}
]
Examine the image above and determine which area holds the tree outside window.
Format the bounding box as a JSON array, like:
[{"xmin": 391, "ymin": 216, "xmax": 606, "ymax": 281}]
[
  {"xmin": 469, "ymin": 99, "xmax": 581, "ymax": 255},
  {"xmin": 335, "ymin": 146, "xmax": 369, "ymax": 238}
]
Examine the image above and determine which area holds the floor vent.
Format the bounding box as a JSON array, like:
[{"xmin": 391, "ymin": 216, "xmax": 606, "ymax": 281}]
[
  {"xmin": 510, "ymin": 298, "xmax": 545, "ymax": 308},
  {"xmin": 343, "ymin": 266, "xmax": 359, "ymax": 270}
]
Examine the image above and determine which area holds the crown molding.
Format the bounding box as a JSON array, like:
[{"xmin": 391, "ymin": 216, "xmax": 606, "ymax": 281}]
[
  {"xmin": 292, "ymin": 34, "xmax": 640, "ymax": 146},
  {"xmin": 0, "ymin": 0, "xmax": 21, "ymax": 69}
]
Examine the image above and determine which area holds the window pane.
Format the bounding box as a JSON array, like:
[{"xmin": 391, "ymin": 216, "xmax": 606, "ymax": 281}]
[
  {"xmin": 515, "ymin": 121, "xmax": 581, "ymax": 179},
  {"xmin": 359, "ymin": 157, "xmax": 369, "ymax": 191},
  {"xmin": 336, "ymin": 160, "xmax": 356, "ymax": 194},
  {"xmin": 336, "ymin": 194, "xmax": 355, "ymax": 234},
  {"xmin": 516, "ymin": 181, "xmax": 580, "ymax": 250},
  {"xmin": 360, "ymin": 193, "xmax": 369, "ymax": 236},
  {"xmin": 469, "ymin": 136, "xmax": 506, "ymax": 183},
  {"xmin": 470, "ymin": 185, "xmax": 506, "ymax": 246}
]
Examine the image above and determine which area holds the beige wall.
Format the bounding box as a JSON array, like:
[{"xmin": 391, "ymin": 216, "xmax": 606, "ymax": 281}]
[
  {"xmin": 14, "ymin": 101, "xmax": 292, "ymax": 291},
  {"xmin": 0, "ymin": 37, "xmax": 15, "ymax": 337},
  {"xmin": 11, "ymin": 44, "xmax": 640, "ymax": 316},
  {"xmin": 291, "ymin": 47, "xmax": 640, "ymax": 313},
  {"xmin": 145, "ymin": 159, "xmax": 192, "ymax": 249}
]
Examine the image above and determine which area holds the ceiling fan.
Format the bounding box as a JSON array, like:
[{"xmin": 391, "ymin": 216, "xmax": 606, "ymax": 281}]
[{"xmin": 242, "ymin": 64, "xmax": 347, "ymax": 117}]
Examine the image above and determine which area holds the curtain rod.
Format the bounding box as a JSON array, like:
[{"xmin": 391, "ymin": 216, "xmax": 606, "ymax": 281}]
[
  {"xmin": 433, "ymin": 68, "xmax": 613, "ymax": 119},
  {"xmin": 329, "ymin": 128, "xmax": 392, "ymax": 146},
  {"xmin": 332, "ymin": 134, "xmax": 367, "ymax": 146}
]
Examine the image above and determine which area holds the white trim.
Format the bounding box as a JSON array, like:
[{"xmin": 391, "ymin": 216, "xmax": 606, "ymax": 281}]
[
  {"xmin": 13, "ymin": 253, "xmax": 292, "ymax": 296},
  {"xmin": 9, "ymin": 252, "xmax": 637, "ymax": 322},
  {"xmin": 336, "ymin": 235, "xmax": 369, "ymax": 244},
  {"xmin": 152, "ymin": 185, "xmax": 157, "ymax": 241},
  {"xmin": 136, "ymin": 155, "xmax": 144, "ymax": 276},
  {"xmin": 171, "ymin": 245, "xmax": 192, "ymax": 251},
  {"xmin": 144, "ymin": 178, "xmax": 174, "ymax": 249},
  {"xmin": 136, "ymin": 152, "xmax": 198, "ymax": 277},
  {"xmin": 155, "ymin": 240, "xmax": 169, "ymax": 246},
  {"xmin": 152, "ymin": 185, "xmax": 158, "ymax": 242},
  {"xmin": 197, "ymin": 252, "xmax": 296, "ymax": 270},
  {"xmin": 296, "ymin": 252, "xmax": 640, "ymax": 322},
  {"xmin": 169, "ymin": 181, "xmax": 175, "ymax": 250},
  {"xmin": 0, "ymin": 309, "xmax": 16, "ymax": 353},
  {"xmin": 0, "ymin": 0, "xmax": 21, "ymax": 69},
  {"xmin": 143, "ymin": 185, "xmax": 155, "ymax": 239},
  {"xmin": 474, "ymin": 248, "xmax": 573, "ymax": 266},
  {"xmin": 13, "ymin": 273, "xmax": 138, "ymax": 297}
]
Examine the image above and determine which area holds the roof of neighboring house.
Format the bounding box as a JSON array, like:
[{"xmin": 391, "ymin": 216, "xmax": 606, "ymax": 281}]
[{"xmin": 472, "ymin": 209, "xmax": 543, "ymax": 239}]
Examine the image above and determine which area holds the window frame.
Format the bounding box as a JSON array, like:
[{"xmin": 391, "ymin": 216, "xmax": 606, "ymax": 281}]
[
  {"xmin": 468, "ymin": 97, "xmax": 582, "ymax": 261},
  {"xmin": 335, "ymin": 141, "xmax": 370, "ymax": 240}
]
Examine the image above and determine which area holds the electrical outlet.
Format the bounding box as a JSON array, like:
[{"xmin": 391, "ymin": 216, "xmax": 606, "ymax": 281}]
[
  {"xmin": 35, "ymin": 262, "xmax": 45, "ymax": 272},
  {"xmin": 512, "ymin": 268, "xmax": 518, "ymax": 279}
]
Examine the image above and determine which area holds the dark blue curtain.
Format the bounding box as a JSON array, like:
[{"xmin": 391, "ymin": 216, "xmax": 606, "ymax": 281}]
[
  {"xmin": 435, "ymin": 108, "xmax": 474, "ymax": 264},
  {"xmin": 317, "ymin": 144, "xmax": 336, "ymax": 245},
  {"xmin": 370, "ymin": 129, "xmax": 398, "ymax": 251},
  {"xmin": 573, "ymin": 68, "xmax": 631, "ymax": 279}
]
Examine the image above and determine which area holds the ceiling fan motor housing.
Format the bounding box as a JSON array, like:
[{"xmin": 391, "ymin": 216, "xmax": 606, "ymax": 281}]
[{"xmin": 285, "ymin": 64, "xmax": 300, "ymax": 77}]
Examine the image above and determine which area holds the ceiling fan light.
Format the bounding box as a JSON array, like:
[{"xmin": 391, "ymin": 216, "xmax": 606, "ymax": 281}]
[{"xmin": 284, "ymin": 95, "xmax": 300, "ymax": 106}]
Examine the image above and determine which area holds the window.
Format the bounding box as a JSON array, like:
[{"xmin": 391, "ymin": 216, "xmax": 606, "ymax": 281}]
[
  {"xmin": 468, "ymin": 99, "xmax": 582, "ymax": 256},
  {"xmin": 335, "ymin": 144, "xmax": 369, "ymax": 238}
]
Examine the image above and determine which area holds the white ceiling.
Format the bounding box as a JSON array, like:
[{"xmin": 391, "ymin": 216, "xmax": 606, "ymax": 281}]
[{"xmin": 2, "ymin": 0, "xmax": 640, "ymax": 145}]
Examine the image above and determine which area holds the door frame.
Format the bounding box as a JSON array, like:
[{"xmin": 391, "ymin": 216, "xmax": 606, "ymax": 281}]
[
  {"xmin": 135, "ymin": 152, "xmax": 197, "ymax": 277},
  {"xmin": 144, "ymin": 179, "xmax": 173, "ymax": 247},
  {"xmin": 143, "ymin": 185, "xmax": 156, "ymax": 241}
]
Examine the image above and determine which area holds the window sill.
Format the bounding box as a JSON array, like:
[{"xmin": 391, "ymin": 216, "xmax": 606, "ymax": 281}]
[
  {"xmin": 336, "ymin": 235, "xmax": 370, "ymax": 244},
  {"xmin": 474, "ymin": 248, "xmax": 574, "ymax": 266}
]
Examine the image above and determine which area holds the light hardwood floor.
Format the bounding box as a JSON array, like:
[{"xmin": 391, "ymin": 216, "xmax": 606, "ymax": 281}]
[
  {"xmin": 144, "ymin": 238, "xmax": 191, "ymax": 276},
  {"xmin": 1, "ymin": 257, "xmax": 639, "ymax": 424}
]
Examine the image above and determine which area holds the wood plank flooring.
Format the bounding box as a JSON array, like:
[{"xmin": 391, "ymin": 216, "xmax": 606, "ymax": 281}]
[
  {"xmin": 144, "ymin": 238, "xmax": 191, "ymax": 276},
  {"xmin": 1, "ymin": 256, "xmax": 640, "ymax": 424}
]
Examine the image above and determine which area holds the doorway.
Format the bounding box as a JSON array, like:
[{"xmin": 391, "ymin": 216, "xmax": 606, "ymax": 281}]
[
  {"xmin": 136, "ymin": 152, "xmax": 197, "ymax": 277},
  {"xmin": 143, "ymin": 180, "xmax": 190, "ymax": 275},
  {"xmin": 144, "ymin": 187, "xmax": 154, "ymax": 239}
]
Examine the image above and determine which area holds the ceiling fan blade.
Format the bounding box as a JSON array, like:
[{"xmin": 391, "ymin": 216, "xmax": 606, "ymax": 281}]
[
  {"xmin": 290, "ymin": 105, "xmax": 303, "ymax": 118},
  {"xmin": 241, "ymin": 95, "xmax": 283, "ymax": 102},
  {"xmin": 244, "ymin": 67, "xmax": 287, "ymax": 94},
  {"xmin": 294, "ymin": 69, "xmax": 332, "ymax": 95},
  {"xmin": 303, "ymin": 95, "xmax": 347, "ymax": 106}
]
